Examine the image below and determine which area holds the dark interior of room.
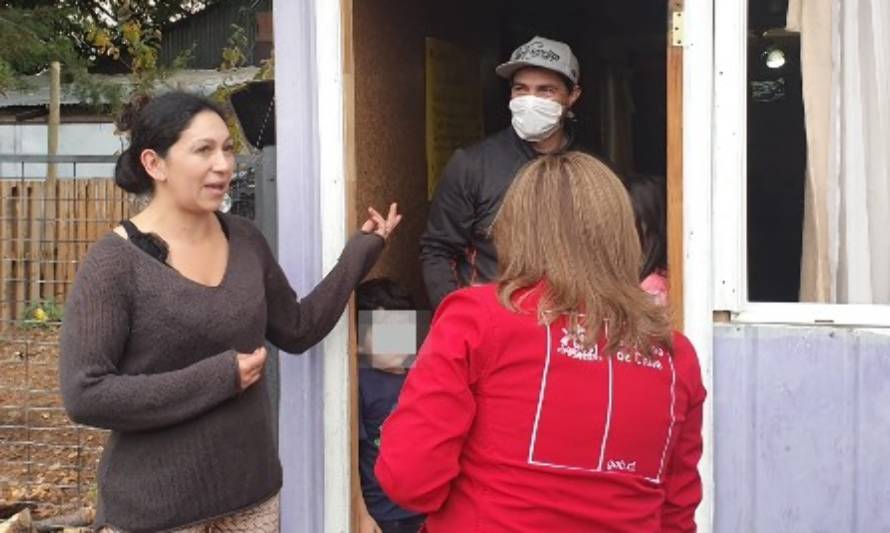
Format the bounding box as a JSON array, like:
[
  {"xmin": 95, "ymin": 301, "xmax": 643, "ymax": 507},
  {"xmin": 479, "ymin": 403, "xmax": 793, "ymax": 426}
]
[
  {"xmin": 747, "ymin": 0, "xmax": 807, "ymax": 302},
  {"xmin": 354, "ymin": 0, "xmax": 668, "ymax": 307}
]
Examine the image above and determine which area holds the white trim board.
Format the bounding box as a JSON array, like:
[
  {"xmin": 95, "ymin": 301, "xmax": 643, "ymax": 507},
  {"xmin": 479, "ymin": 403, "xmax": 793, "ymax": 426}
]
[
  {"xmin": 682, "ymin": 0, "xmax": 716, "ymax": 530},
  {"xmin": 731, "ymin": 303, "xmax": 890, "ymax": 329},
  {"xmin": 315, "ymin": 0, "xmax": 352, "ymax": 531},
  {"xmin": 712, "ymin": 0, "xmax": 748, "ymax": 313}
]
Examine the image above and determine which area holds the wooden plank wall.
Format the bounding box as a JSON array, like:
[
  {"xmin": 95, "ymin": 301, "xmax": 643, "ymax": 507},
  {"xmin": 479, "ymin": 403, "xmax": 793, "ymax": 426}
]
[{"xmin": 0, "ymin": 179, "xmax": 131, "ymax": 329}]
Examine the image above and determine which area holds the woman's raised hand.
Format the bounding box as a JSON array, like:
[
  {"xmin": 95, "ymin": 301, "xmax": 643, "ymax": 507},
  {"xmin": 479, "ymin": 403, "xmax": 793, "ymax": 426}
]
[{"xmin": 361, "ymin": 202, "xmax": 402, "ymax": 241}]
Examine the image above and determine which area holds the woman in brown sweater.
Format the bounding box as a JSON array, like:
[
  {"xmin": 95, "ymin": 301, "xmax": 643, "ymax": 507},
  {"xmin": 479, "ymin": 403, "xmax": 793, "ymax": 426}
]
[{"xmin": 59, "ymin": 92, "xmax": 401, "ymax": 532}]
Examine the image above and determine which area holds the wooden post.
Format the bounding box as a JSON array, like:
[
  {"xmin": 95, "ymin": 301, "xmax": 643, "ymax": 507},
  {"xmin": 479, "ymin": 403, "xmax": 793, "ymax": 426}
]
[
  {"xmin": 47, "ymin": 62, "xmax": 61, "ymax": 185},
  {"xmin": 14, "ymin": 184, "xmax": 26, "ymax": 324},
  {"xmin": 340, "ymin": 0, "xmax": 361, "ymax": 530},
  {"xmin": 667, "ymin": 0, "xmax": 685, "ymax": 330},
  {"xmin": 0, "ymin": 182, "xmax": 10, "ymax": 329},
  {"xmin": 28, "ymin": 184, "xmax": 40, "ymax": 306},
  {"xmin": 56, "ymin": 180, "xmax": 69, "ymax": 302},
  {"xmin": 44, "ymin": 62, "xmax": 61, "ymax": 308}
]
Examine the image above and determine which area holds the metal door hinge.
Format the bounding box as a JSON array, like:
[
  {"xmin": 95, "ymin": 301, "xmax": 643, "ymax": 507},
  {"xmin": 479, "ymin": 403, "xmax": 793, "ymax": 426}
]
[{"xmin": 671, "ymin": 10, "xmax": 685, "ymax": 47}]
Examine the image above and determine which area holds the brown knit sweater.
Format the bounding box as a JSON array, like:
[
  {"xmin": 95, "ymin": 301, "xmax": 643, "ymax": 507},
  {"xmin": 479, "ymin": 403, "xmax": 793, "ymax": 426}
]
[{"xmin": 59, "ymin": 214, "xmax": 383, "ymax": 532}]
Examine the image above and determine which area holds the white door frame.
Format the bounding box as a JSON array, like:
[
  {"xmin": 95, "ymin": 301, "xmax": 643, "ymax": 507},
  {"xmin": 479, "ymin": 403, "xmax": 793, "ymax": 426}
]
[{"xmin": 305, "ymin": 1, "xmax": 719, "ymax": 531}]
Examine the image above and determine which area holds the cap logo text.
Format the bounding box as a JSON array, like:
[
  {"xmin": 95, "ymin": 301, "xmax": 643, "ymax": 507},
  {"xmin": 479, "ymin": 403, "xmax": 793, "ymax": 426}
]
[{"xmin": 513, "ymin": 41, "xmax": 560, "ymax": 63}]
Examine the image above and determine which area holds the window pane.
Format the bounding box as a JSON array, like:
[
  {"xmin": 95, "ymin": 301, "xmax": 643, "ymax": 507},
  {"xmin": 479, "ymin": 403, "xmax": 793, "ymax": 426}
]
[{"xmin": 747, "ymin": 0, "xmax": 806, "ymax": 302}]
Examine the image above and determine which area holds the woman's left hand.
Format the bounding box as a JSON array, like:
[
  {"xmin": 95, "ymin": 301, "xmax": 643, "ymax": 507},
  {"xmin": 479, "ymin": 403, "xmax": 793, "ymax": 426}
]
[{"xmin": 362, "ymin": 202, "xmax": 402, "ymax": 241}]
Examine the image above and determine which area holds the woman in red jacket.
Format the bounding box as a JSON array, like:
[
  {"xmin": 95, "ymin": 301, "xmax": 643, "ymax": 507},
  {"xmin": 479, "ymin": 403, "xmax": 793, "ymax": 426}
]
[{"xmin": 376, "ymin": 152, "xmax": 705, "ymax": 532}]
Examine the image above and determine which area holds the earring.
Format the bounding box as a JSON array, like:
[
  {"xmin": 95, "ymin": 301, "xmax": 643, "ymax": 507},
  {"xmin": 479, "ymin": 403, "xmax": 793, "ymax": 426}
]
[{"xmin": 219, "ymin": 192, "xmax": 232, "ymax": 213}]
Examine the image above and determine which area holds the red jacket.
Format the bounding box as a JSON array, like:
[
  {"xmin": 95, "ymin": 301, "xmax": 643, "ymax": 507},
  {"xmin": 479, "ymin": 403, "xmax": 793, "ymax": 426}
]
[{"xmin": 376, "ymin": 284, "xmax": 705, "ymax": 532}]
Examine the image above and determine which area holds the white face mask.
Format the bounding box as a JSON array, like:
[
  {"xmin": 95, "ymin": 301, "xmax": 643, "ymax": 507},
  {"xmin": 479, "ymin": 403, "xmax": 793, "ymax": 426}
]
[{"xmin": 509, "ymin": 95, "xmax": 564, "ymax": 142}]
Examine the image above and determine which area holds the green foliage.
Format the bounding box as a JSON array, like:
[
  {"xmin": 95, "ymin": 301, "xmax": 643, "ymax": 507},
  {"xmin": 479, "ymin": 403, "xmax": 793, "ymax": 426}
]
[
  {"xmin": 220, "ymin": 23, "xmax": 249, "ymax": 71},
  {"xmin": 0, "ymin": 57, "xmax": 23, "ymax": 93},
  {"xmin": 85, "ymin": 17, "xmax": 193, "ymax": 111},
  {"xmin": 215, "ymin": 19, "xmax": 275, "ymax": 154},
  {"xmin": 256, "ymin": 51, "xmax": 274, "ymax": 81},
  {"xmin": 210, "ymin": 83, "xmax": 248, "ymax": 154},
  {"xmin": 21, "ymin": 299, "xmax": 64, "ymax": 329},
  {"xmin": 0, "ymin": 6, "xmax": 87, "ymax": 94},
  {"xmin": 0, "ymin": 1, "xmax": 211, "ymax": 108},
  {"xmin": 0, "ymin": 1, "xmax": 272, "ymax": 144}
]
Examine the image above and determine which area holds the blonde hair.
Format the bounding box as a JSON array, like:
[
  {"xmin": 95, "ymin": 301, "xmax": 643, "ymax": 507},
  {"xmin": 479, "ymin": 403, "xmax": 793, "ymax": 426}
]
[{"xmin": 492, "ymin": 151, "xmax": 673, "ymax": 355}]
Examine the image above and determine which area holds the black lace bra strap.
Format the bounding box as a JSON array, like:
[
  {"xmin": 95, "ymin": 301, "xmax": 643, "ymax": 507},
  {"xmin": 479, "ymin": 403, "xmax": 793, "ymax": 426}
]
[
  {"xmin": 119, "ymin": 219, "xmax": 170, "ymax": 264},
  {"xmin": 120, "ymin": 219, "xmax": 141, "ymax": 240}
]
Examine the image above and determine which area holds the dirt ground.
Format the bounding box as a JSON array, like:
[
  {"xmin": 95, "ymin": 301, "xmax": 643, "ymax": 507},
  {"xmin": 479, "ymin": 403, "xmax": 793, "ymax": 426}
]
[{"xmin": 0, "ymin": 326, "xmax": 104, "ymax": 520}]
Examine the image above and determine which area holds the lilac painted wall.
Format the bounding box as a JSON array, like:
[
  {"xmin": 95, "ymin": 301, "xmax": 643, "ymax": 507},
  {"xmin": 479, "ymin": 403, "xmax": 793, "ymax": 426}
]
[
  {"xmin": 274, "ymin": 0, "xmax": 325, "ymax": 531},
  {"xmin": 714, "ymin": 324, "xmax": 890, "ymax": 532}
]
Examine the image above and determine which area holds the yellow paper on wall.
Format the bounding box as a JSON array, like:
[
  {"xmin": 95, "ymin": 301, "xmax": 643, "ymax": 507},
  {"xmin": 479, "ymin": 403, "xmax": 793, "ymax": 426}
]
[{"xmin": 425, "ymin": 38, "xmax": 484, "ymax": 200}]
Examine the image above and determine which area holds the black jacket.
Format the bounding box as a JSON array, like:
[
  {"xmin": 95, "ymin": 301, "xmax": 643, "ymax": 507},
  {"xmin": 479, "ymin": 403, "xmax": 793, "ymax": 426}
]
[{"xmin": 420, "ymin": 126, "xmax": 580, "ymax": 309}]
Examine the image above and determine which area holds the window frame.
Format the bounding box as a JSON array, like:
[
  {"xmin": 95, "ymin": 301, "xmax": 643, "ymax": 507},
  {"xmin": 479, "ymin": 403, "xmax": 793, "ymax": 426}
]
[{"xmin": 711, "ymin": 0, "xmax": 890, "ymax": 329}]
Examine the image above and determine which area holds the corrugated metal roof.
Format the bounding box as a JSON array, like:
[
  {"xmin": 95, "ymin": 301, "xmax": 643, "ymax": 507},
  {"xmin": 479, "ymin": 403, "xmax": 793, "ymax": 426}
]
[{"xmin": 0, "ymin": 68, "xmax": 260, "ymax": 109}]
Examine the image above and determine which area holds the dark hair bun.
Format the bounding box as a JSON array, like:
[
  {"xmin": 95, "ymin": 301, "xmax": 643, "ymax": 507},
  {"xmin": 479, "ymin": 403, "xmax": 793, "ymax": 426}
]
[
  {"xmin": 115, "ymin": 94, "xmax": 151, "ymax": 134},
  {"xmin": 114, "ymin": 148, "xmax": 152, "ymax": 194}
]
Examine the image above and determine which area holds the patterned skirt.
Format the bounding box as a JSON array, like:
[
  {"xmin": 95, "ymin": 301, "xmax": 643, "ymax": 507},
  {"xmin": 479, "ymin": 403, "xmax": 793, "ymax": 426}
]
[{"xmin": 98, "ymin": 493, "xmax": 279, "ymax": 533}]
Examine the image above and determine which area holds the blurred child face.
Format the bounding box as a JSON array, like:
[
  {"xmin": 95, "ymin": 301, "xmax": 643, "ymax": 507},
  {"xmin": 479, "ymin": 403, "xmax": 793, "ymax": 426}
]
[
  {"xmin": 357, "ymin": 310, "xmax": 416, "ymax": 372},
  {"xmin": 371, "ymin": 352, "xmax": 412, "ymax": 372}
]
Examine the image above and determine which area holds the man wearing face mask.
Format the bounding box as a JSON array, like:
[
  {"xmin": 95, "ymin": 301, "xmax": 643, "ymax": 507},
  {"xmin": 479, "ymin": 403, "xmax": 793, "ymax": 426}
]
[{"xmin": 420, "ymin": 36, "xmax": 583, "ymax": 309}]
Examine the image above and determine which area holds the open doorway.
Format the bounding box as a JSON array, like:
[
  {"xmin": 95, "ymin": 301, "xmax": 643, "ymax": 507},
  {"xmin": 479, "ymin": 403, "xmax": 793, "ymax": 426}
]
[{"xmin": 351, "ymin": 0, "xmax": 670, "ymax": 308}]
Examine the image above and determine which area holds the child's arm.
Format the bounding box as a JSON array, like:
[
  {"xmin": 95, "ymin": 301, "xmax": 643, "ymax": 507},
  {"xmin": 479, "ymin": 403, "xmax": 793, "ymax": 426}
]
[
  {"xmin": 356, "ymin": 382, "xmax": 382, "ymax": 533},
  {"xmin": 356, "ymin": 495, "xmax": 382, "ymax": 533}
]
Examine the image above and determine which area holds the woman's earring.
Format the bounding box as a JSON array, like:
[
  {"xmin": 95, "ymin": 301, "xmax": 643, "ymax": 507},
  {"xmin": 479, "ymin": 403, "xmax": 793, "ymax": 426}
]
[{"xmin": 219, "ymin": 192, "xmax": 232, "ymax": 213}]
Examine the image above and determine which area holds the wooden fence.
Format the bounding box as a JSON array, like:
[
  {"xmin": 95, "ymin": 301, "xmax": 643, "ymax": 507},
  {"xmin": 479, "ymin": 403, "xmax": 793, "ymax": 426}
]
[{"xmin": 0, "ymin": 178, "xmax": 133, "ymax": 328}]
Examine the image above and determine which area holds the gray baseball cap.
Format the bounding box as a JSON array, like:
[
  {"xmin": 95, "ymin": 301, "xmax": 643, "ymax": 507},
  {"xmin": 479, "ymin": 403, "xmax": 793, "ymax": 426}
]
[{"xmin": 495, "ymin": 36, "xmax": 580, "ymax": 85}]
